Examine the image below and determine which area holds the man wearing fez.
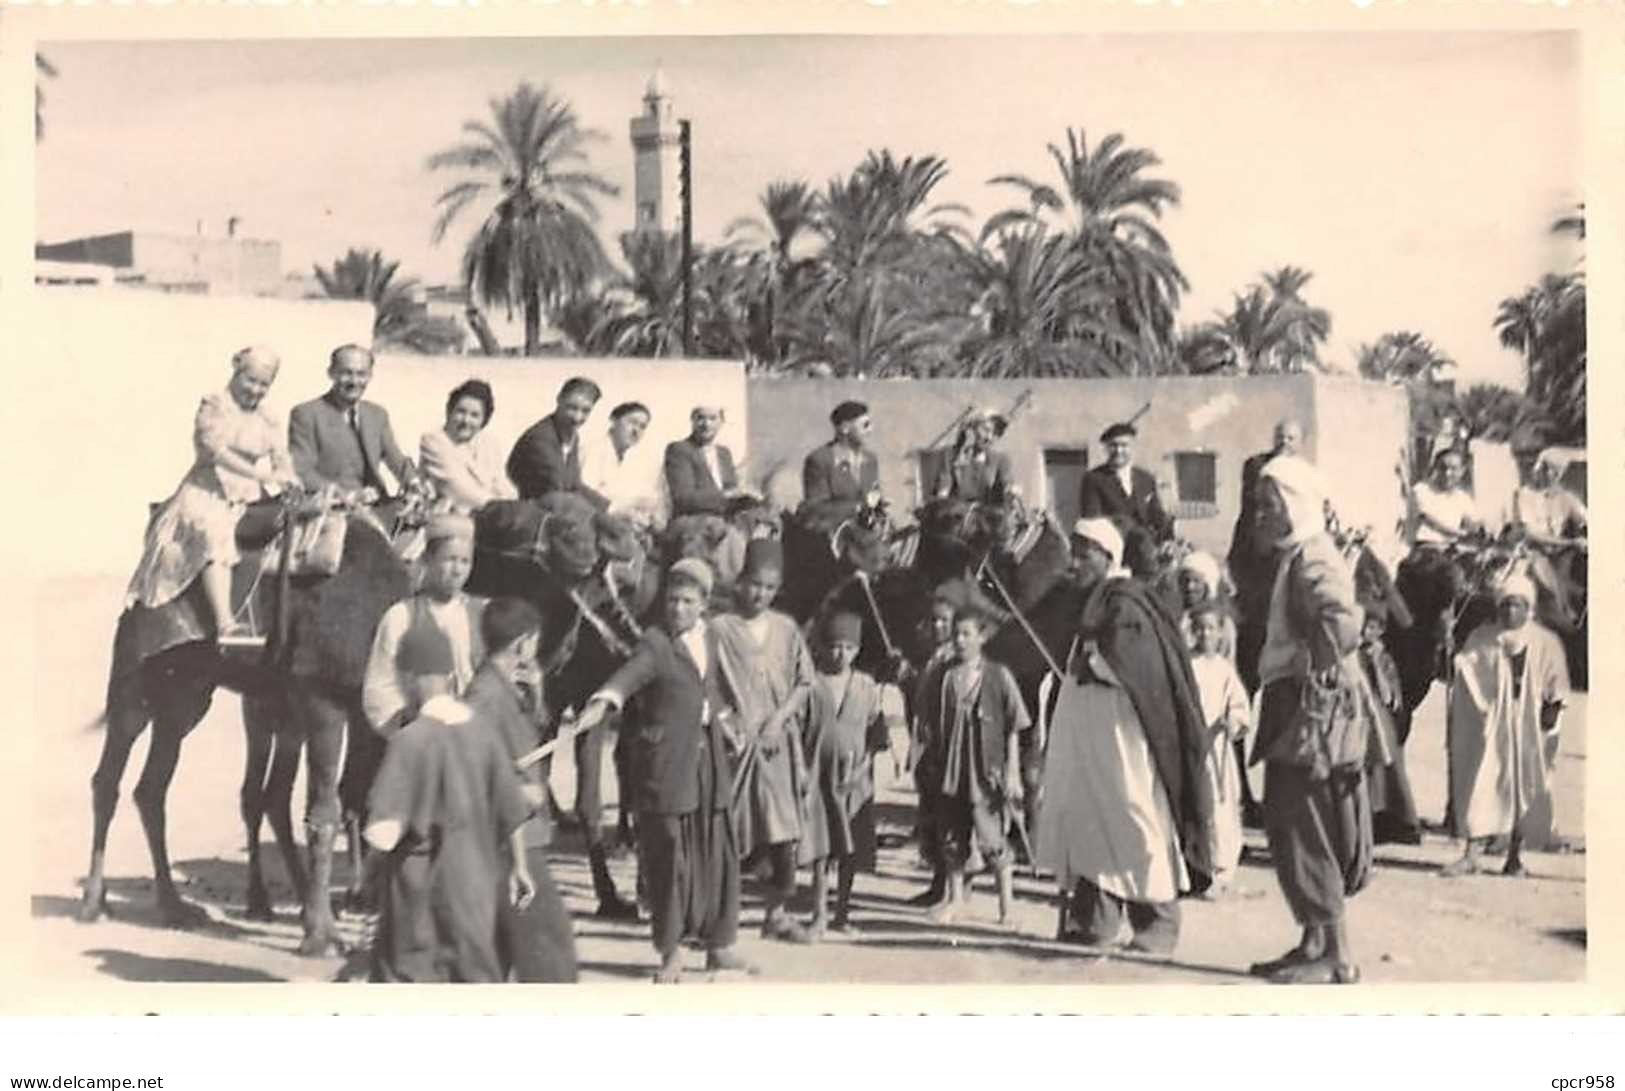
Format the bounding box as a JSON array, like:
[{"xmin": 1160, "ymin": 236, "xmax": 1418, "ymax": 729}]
[
  {"xmin": 933, "ymin": 406, "xmax": 1014, "ymax": 505},
  {"xmin": 289, "ymin": 343, "xmax": 418, "ymax": 500},
  {"xmin": 1077, "ymin": 421, "xmax": 1174, "ymax": 548},
  {"xmin": 573, "ymin": 558, "xmax": 759, "ymax": 982},
  {"xmin": 665, "ymin": 404, "xmax": 742, "ymax": 519},
  {"xmin": 801, "ymin": 400, "xmax": 882, "ymax": 525},
  {"xmin": 506, "ymin": 376, "xmax": 610, "ymax": 508}
]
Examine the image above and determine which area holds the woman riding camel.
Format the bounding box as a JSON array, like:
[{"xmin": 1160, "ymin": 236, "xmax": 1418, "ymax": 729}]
[
  {"xmin": 932, "ymin": 407, "xmax": 1012, "ymax": 506},
  {"xmin": 419, "ymin": 379, "xmax": 514, "ymax": 514},
  {"xmin": 125, "ymin": 346, "xmax": 298, "ymax": 646}
]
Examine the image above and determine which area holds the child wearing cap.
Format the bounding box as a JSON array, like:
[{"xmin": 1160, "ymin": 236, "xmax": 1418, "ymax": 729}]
[
  {"xmin": 800, "ymin": 610, "xmax": 896, "ymax": 935},
  {"xmin": 913, "ymin": 604, "xmax": 1031, "ymax": 924},
  {"xmin": 362, "ymin": 513, "xmax": 487, "ymax": 738},
  {"xmin": 1187, "ymin": 599, "xmax": 1250, "ymax": 894},
  {"xmin": 465, "ymin": 596, "xmax": 580, "ymax": 982},
  {"xmin": 364, "ymin": 623, "xmax": 534, "ymax": 983}
]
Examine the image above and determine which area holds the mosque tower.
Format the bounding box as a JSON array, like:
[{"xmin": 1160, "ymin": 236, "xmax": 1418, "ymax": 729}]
[{"xmin": 629, "ymin": 68, "xmax": 682, "ymax": 236}]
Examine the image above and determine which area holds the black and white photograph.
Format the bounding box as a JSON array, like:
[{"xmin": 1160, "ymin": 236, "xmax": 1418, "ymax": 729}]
[{"xmin": 8, "ymin": 13, "xmax": 1607, "ymax": 1007}]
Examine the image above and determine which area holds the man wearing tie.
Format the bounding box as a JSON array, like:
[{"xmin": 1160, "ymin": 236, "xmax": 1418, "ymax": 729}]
[
  {"xmin": 1077, "ymin": 421, "xmax": 1174, "ymax": 546},
  {"xmin": 664, "ymin": 404, "xmax": 740, "ymax": 519},
  {"xmin": 799, "ymin": 400, "xmax": 881, "ymax": 526},
  {"xmin": 506, "ymin": 377, "xmax": 609, "ymax": 508},
  {"xmin": 288, "ymin": 344, "xmax": 417, "ymax": 499}
]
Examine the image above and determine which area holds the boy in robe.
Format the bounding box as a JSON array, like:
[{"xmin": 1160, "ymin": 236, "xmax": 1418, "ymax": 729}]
[
  {"xmin": 711, "ymin": 539, "xmax": 817, "ymax": 945},
  {"xmin": 914, "ymin": 605, "xmax": 1031, "ymax": 925},
  {"xmin": 364, "ymin": 624, "xmax": 534, "ymax": 983},
  {"xmin": 1188, "ymin": 600, "xmax": 1250, "ymax": 893},
  {"xmin": 573, "ymin": 558, "xmax": 758, "ymax": 983},
  {"xmin": 1442, "ymin": 572, "xmax": 1569, "ymax": 878},
  {"xmin": 902, "ymin": 585, "xmax": 963, "ymax": 908},
  {"xmin": 465, "ymin": 596, "xmax": 580, "ymax": 982},
  {"xmin": 799, "ymin": 611, "xmax": 894, "ymax": 935}
]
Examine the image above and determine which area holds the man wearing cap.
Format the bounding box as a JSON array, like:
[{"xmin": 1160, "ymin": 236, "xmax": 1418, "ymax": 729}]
[
  {"xmin": 664, "ymin": 405, "xmax": 741, "ymax": 519},
  {"xmin": 507, "ymin": 377, "xmax": 610, "ymax": 508},
  {"xmin": 1035, "ymin": 517, "xmax": 1214, "ymax": 954},
  {"xmin": 933, "ymin": 407, "xmax": 1013, "ymax": 505},
  {"xmin": 800, "ymin": 400, "xmax": 882, "ymax": 525},
  {"xmin": 362, "ymin": 513, "xmax": 488, "ymax": 740},
  {"xmin": 711, "ymin": 539, "xmax": 817, "ymax": 944},
  {"xmin": 1077, "ymin": 421, "xmax": 1174, "ymax": 546},
  {"xmin": 573, "ymin": 558, "xmax": 759, "ymax": 982},
  {"xmin": 289, "ymin": 343, "xmax": 418, "ymax": 500}
]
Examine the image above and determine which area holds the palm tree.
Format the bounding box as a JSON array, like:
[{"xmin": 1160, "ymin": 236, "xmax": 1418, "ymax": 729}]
[
  {"xmin": 988, "ymin": 127, "xmax": 1188, "ymax": 362},
  {"xmin": 1356, "ymin": 330, "xmax": 1454, "ymax": 384},
  {"xmin": 596, "ymin": 231, "xmax": 686, "ymax": 357},
  {"xmin": 427, "ymin": 83, "xmax": 618, "ymax": 355},
  {"xmin": 1200, "ymin": 268, "xmax": 1330, "ymax": 375},
  {"xmin": 1552, "ymin": 202, "xmax": 1585, "ymax": 241},
  {"xmin": 726, "ymin": 180, "xmax": 819, "ymax": 365},
  {"xmin": 36, "ymin": 54, "xmax": 57, "ymax": 142},
  {"xmin": 1453, "ymin": 382, "xmax": 1549, "ymax": 445},
  {"xmin": 313, "ymin": 248, "xmax": 421, "ymax": 345},
  {"xmin": 959, "ymin": 223, "xmax": 1130, "ymax": 377},
  {"xmin": 784, "ymin": 273, "xmax": 952, "ymax": 378},
  {"xmin": 1494, "ymin": 272, "xmax": 1585, "ymax": 443}
]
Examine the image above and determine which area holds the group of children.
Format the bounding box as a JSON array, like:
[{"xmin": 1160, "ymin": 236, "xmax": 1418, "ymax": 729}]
[{"xmin": 352, "ymin": 509, "xmax": 1412, "ymax": 980}]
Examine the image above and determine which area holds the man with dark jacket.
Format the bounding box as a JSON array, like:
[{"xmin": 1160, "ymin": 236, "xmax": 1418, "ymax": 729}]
[
  {"xmin": 573, "ymin": 559, "xmax": 758, "ymax": 983},
  {"xmin": 1077, "ymin": 421, "xmax": 1174, "ymax": 544},
  {"xmin": 1228, "ymin": 418, "xmax": 1304, "ymax": 695},
  {"xmin": 506, "ymin": 377, "xmax": 609, "ymax": 508},
  {"xmin": 289, "ymin": 344, "xmax": 417, "ymax": 498},
  {"xmin": 664, "ymin": 405, "xmax": 740, "ymax": 518},
  {"xmin": 800, "ymin": 400, "xmax": 881, "ymax": 526}
]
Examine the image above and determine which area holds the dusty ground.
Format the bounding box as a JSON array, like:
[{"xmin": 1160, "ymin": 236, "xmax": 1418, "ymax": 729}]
[{"xmin": 28, "ymin": 576, "xmax": 1585, "ymax": 987}]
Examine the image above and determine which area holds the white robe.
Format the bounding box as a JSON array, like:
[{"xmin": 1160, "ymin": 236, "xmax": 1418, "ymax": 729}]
[
  {"xmin": 1035, "ymin": 643, "xmax": 1189, "ymax": 904},
  {"xmin": 1448, "ymin": 622, "xmax": 1569, "ymax": 846}
]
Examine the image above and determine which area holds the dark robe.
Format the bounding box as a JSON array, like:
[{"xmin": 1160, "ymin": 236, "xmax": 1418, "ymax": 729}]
[
  {"xmin": 1078, "ymin": 577, "xmax": 1217, "ymax": 893},
  {"xmin": 367, "ymin": 700, "xmax": 528, "ymax": 983}
]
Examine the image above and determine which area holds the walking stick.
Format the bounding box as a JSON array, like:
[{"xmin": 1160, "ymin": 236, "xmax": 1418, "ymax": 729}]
[
  {"xmin": 979, "ymin": 560, "xmax": 1065, "ymax": 682},
  {"xmin": 853, "ymin": 569, "xmax": 899, "ymax": 661}
]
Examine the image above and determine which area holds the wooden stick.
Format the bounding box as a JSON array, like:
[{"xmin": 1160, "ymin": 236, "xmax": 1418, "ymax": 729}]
[{"xmin": 980, "ymin": 561, "xmax": 1065, "ymax": 682}]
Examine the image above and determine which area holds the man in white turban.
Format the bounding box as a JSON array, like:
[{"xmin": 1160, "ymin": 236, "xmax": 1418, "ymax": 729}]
[
  {"xmin": 1035, "ymin": 516, "xmax": 1215, "ymax": 955},
  {"xmin": 1442, "ymin": 568, "xmax": 1570, "ymax": 878}
]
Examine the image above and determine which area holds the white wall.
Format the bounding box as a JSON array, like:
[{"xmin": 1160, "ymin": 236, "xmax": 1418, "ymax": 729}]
[{"xmin": 19, "ymin": 288, "xmax": 374, "ymax": 581}]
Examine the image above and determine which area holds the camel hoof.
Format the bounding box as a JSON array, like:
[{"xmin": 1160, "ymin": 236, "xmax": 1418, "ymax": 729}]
[
  {"xmin": 159, "ymin": 894, "xmax": 212, "ymax": 931},
  {"xmin": 76, "ymin": 890, "xmax": 108, "ymax": 924},
  {"xmin": 298, "ymin": 932, "xmax": 347, "ymax": 958}
]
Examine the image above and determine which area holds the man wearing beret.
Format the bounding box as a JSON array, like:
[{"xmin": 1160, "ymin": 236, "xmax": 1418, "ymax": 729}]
[
  {"xmin": 573, "ymin": 558, "xmax": 760, "ymax": 982},
  {"xmin": 1077, "ymin": 421, "xmax": 1174, "ymax": 547},
  {"xmin": 800, "ymin": 400, "xmax": 882, "ymax": 526}
]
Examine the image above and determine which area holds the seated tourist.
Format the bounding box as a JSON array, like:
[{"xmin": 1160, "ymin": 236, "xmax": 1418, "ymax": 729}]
[
  {"xmin": 126, "ymin": 345, "xmax": 298, "ymax": 647},
  {"xmin": 419, "ymin": 379, "xmax": 514, "ymax": 514}
]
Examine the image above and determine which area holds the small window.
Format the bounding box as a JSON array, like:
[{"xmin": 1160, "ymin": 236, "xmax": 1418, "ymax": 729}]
[{"xmin": 1172, "ymin": 450, "xmax": 1219, "ymax": 519}]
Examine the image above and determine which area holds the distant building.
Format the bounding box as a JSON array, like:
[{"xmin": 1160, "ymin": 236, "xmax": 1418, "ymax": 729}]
[
  {"xmin": 34, "ymin": 225, "xmax": 282, "ymax": 296},
  {"xmin": 629, "ymin": 68, "xmax": 682, "ymax": 236}
]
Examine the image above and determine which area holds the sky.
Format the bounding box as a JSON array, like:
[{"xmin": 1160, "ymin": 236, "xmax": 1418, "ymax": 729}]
[{"xmin": 34, "ymin": 32, "xmax": 1581, "ymax": 385}]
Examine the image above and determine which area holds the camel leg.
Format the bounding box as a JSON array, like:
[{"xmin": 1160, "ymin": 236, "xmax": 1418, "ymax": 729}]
[
  {"xmin": 134, "ymin": 692, "xmax": 213, "ymax": 930},
  {"xmin": 240, "ymin": 696, "xmax": 276, "ymax": 921},
  {"xmin": 264, "ymin": 729, "xmax": 309, "ymax": 910},
  {"xmin": 79, "ymin": 690, "xmax": 149, "ymax": 923},
  {"xmin": 293, "ymin": 685, "xmax": 347, "ymax": 957}
]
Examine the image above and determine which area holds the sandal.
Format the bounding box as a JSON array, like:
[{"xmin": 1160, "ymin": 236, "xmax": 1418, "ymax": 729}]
[
  {"xmin": 1249, "ymin": 946, "xmax": 1319, "ymax": 977},
  {"xmin": 1269, "ymin": 958, "xmax": 1361, "ymax": 985}
]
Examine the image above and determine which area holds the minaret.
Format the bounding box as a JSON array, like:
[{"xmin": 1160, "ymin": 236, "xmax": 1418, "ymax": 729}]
[{"xmin": 629, "ymin": 68, "xmax": 682, "ymax": 236}]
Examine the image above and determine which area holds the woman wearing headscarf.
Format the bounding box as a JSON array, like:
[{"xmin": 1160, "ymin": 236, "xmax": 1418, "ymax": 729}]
[
  {"xmin": 1035, "ymin": 518, "xmax": 1214, "ymax": 955},
  {"xmin": 1248, "ymin": 456, "xmax": 1375, "ymax": 984},
  {"xmin": 1441, "ymin": 571, "xmax": 1570, "ymax": 878}
]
